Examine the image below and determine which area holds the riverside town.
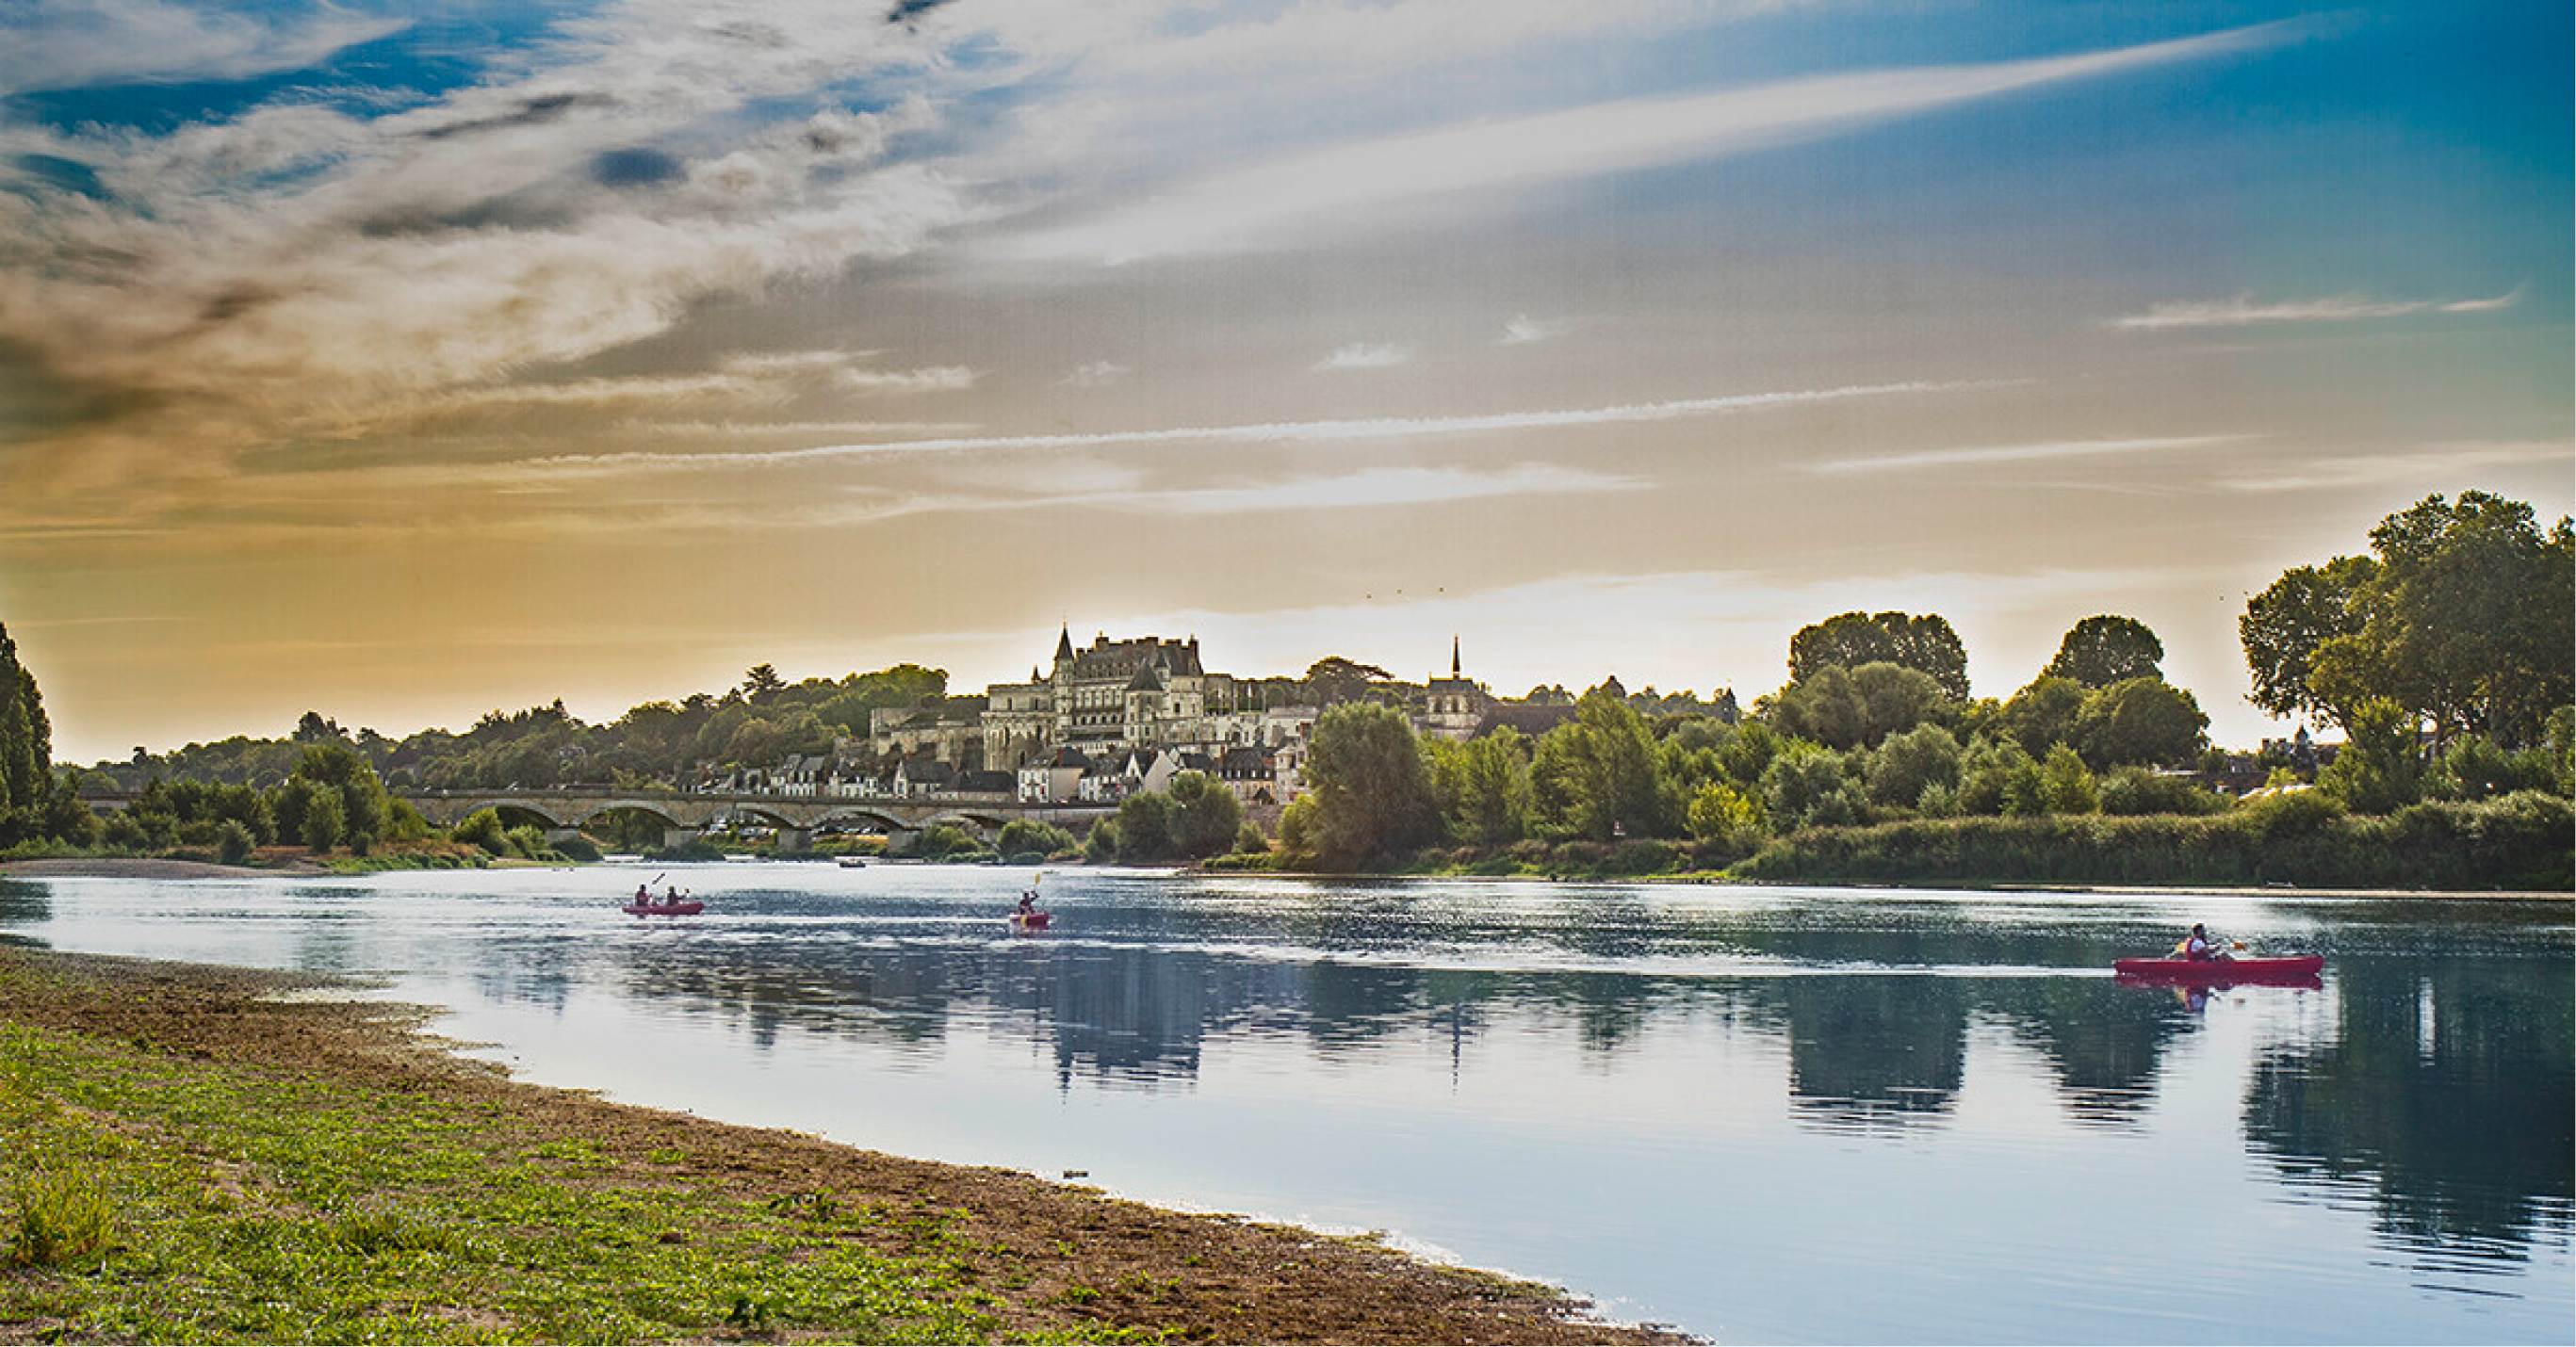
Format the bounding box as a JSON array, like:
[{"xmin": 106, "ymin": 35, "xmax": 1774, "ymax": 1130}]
[{"xmin": 1, "ymin": 3, "xmax": 2567, "ymax": 1343}]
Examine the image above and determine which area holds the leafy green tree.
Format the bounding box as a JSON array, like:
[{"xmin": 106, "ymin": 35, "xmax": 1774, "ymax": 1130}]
[
  {"xmin": 2317, "ymin": 698, "xmax": 2423, "ymax": 814},
  {"xmin": 2044, "ymin": 615, "xmax": 2165, "ymax": 688},
  {"xmin": 1166, "ymin": 771, "xmax": 1245, "ymax": 859},
  {"xmin": 1865, "ymin": 723, "xmax": 1964, "ymax": 810},
  {"xmin": 0, "ymin": 621, "xmax": 57, "ymax": 844},
  {"xmin": 2038, "ymin": 744, "xmax": 2099, "ymax": 815},
  {"xmin": 301, "ymin": 790, "xmax": 346, "ymax": 852},
  {"xmin": 738, "ymin": 663, "xmax": 787, "ymax": 704},
  {"xmin": 2244, "ymin": 493, "xmax": 2573, "ymax": 747},
  {"xmin": 1529, "ymin": 689, "xmax": 1669, "ymax": 840},
  {"xmin": 1994, "ymin": 676, "xmax": 2088, "ymax": 758},
  {"xmin": 1685, "ymin": 781, "xmax": 1765, "ymax": 847},
  {"xmin": 1427, "ymin": 730, "xmax": 1532, "ymax": 846},
  {"xmin": 1762, "ymin": 743, "xmax": 1862, "ymax": 831},
  {"xmin": 1787, "ymin": 611, "xmax": 1970, "ymax": 701},
  {"xmin": 1303, "ymin": 657, "xmax": 1394, "ymax": 708},
  {"xmin": 1111, "ymin": 791, "xmax": 1175, "ymax": 860},
  {"xmin": 1773, "ymin": 662, "xmax": 1949, "ymax": 753},
  {"xmin": 1299, "ymin": 703, "xmax": 1438, "ymax": 868},
  {"xmin": 2071, "ymin": 677, "xmax": 2209, "ymax": 769},
  {"xmin": 2242, "ymin": 556, "xmax": 2376, "ymax": 726},
  {"xmin": 997, "ymin": 819, "xmax": 1077, "ymax": 860}
]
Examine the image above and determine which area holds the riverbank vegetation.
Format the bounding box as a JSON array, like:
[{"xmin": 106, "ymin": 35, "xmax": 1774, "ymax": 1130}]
[
  {"xmin": 8, "ymin": 491, "xmax": 2571, "ymax": 890},
  {"xmin": 1262, "ymin": 494, "xmax": 2571, "ymax": 889},
  {"xmin": 0, "ymin": 948, "xmax": 1679, "ymax": 1345}
]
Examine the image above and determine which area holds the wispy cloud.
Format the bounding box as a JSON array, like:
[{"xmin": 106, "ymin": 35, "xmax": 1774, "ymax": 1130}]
[
  {"xmin": 1017, "ymin": 24, "xmax": 2295, "ymax": 264},
  {"xmin": 2217, "ymin": 440, "xmax": 2571, "ymax": 494},
  {"xmin": 1315, "ymin": 341, "xmax": 1414, "ymax": 371},
  {"xmin": 519, "ymin": 380, "xmax": 1988, "ymax": 477},
  {"xmin": 0, "ymin": 0, "xmax": 408, "ymax": 95},
  {"xmin": 1498, "ymin": 315, "xmax": 1568, "ymax": 345},
  {"xmin": 1056, "ymin": 361, "xmax": 1134, "ymax": 389},
  {"xmin": 2111, "ymin": 287, "xmax": 2525, "ymax": 330},
  {"xmin": 1810, "ymin": 435, "xmax": 2244, "ymax": 476}
]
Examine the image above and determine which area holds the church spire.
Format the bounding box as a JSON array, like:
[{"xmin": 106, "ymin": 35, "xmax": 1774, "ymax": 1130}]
[
  {"xmin": 1054, "ymin": 623, "xmax": 1075, "ymax": 665},
  {"xmin": 1451, "ymin": 634, "xmax": 1461, "ymax": 679}
]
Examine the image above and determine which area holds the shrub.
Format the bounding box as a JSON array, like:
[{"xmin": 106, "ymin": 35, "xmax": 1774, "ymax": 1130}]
[
  {"xmin": 997, "ymin": 819, "xmax": 1077, "ymax": 862},
  {"xmin": 215, "ymin": 819, "xmax": 256, "ymax": 866},
  {"xmin": 452, "ymin": 807, "xmax": 509, "ymax": 854},
  {"xmin": 8, "ymin": 1172, "xmax": 113, "ymax": 1268}
]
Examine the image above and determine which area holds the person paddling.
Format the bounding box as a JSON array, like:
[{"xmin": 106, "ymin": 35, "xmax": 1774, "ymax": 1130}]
[{"xmin": 2178, "ymin": 922, "xmax": 2230, "ymax": 962}]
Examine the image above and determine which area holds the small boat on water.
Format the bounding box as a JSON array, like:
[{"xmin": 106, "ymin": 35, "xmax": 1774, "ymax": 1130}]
[
  {"xmin": 837, "ymin": 855, "xmax": 868, "ymax": 868},
  {"xmin": 1009, "ymin": 910, "xmax": 1051, "ymax": 931},
  {"xmin": 625, "ymin": 900, "xmax": 703, "ymax": 917},
  {"xmin": 2113, "ymin": 954, "xmax": 2322, "ymax": 985}
]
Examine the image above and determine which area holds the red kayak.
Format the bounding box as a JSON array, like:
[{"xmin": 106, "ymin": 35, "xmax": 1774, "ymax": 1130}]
[
  {"xmin": 2113, "ymin": 955, "xmax": 2321, "ymax": 985},
  {"xmin": 624, "ymin": 901, "xmax": 703, "ymax": 917},
  {"xmin": 1010, "ymin": 911, "xmax": 1051, "ymax": 931}
]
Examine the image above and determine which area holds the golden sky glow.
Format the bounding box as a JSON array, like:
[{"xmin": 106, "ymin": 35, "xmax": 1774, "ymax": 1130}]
[{"xmin": 2, "ymin": 1, "xmax": 2568, "ymax": 762}]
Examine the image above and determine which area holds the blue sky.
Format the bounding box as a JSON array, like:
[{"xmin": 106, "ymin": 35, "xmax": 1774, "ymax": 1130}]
[{"xmin": 0, "ymin": 0, "xmax": 2566, "ymax": 760}]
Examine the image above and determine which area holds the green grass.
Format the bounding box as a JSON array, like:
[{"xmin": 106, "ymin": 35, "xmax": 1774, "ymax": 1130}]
[{"xmin": 0, "ymin": 1024, "xmax": 1142, "ymax": 1344}]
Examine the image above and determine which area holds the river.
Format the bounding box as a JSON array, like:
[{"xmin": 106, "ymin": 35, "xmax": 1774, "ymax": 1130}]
[{"xmin": 2, "ymin": 863, "xmax": 2568, "ymax": 1344}]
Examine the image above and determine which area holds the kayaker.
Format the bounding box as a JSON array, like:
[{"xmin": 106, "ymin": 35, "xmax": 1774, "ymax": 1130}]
[
  {"xmin": 2180, "ymin": 923, "xmax": 2223, "ymax": 962},
  {"xmin": 1018, "ymin": 891, "xmax": 1039, "ymax": 917},
  {"xmin": 634, "ymin": 884, "xmax": 649, "ymax": 903}
]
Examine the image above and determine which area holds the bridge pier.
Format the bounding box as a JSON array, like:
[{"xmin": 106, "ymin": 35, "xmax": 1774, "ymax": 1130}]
[
  {"xmin": 545, "ymin": 827, "xmax": 583, "ymax": 849},
  {"xmin": 662, "ymin": 826, "xmax": 701, "ymax": 851},
  {"xmin": 775, "ymin": 827, "xmax": 812, "ymax": 855}
]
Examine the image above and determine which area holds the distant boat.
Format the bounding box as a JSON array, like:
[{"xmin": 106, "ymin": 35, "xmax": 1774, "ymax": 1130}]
[
  {"xmin": 838, "ymin": 855, "xmax": 867, "ymax": 868},
  {"xmin": 1009, "ymin": 910, "xmax": 1051, "ymax": 931},
  {"xmin": 624, "ymin": 899, "xmax": 703, "ymax": 917}
]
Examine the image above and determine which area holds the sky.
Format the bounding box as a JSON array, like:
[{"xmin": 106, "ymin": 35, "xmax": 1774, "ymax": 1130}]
[{"xmin": 0, "ymin": 0, "xmax": 2568, "ymax": 765}]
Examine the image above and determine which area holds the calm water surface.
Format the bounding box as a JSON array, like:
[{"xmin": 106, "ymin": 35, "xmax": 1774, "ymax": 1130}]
[{"xmin": 3, "ymin": 864, "xmax": 2568, "ymax": 1344}]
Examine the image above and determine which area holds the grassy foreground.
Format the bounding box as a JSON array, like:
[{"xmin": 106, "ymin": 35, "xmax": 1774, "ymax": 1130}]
[{"xmin": 0, "ymin": 949, "xmax": 1677, "ymax": 1345}]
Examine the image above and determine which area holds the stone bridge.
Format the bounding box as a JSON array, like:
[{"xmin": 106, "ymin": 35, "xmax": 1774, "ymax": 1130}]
[
  {"xmin": 76, "ymin": 783, "xmax": 1109, "ymax": 852},
  {"xmin": 400, "ymin": 787, "xmax": 1112, "ymax": 851}
]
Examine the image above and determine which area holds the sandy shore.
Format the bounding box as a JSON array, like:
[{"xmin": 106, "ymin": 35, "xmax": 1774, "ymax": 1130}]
[{"xmin": 0, "ymin": 944, "xmax": 1687, "ymax": 1345}]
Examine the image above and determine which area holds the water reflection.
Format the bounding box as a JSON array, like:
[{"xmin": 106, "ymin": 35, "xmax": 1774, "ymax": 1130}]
[
  {"xmin": 4, "ymin": 868, "xmax": 2568, "ymax": 1339},
  {"xmin": 2246, "ymin": 953, "xmax": 2575, "ymax": 1273}
]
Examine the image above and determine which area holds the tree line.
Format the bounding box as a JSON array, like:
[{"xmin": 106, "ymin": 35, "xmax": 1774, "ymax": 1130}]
[{"xmin": 1269, "ymin": 494, "xmax": 2570, "ymax": 883}]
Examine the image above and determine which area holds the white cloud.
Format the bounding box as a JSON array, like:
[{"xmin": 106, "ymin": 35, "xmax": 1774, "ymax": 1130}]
[
  {"xmin": 1811, "ymin": 435, "xmax": 2244, "ymax": 475},
  {"xmin": 516, "ymin": 380, "xmax": 1986, "ymax": 476},
  {"xmin": 0, "ymin": 0, "xmax": 408, "ymax": 95},
  {"xmin": 1056, "ymin": 361, "xmax": 1134, "ymax": 389},
  {"xmin": 1499, "ymin": 315, "xmax": 1566, "ymax": 345},
  {"xmin": 1016, "ymin": 24, "xmax": 2293, "ymax": 264},
  {"xmin": 2111, "ymin": 288, "xmax": 2524, "ymax": 330},
  {"xmin": 2217, "ymin": 440, "xmax": 2572, "ymax": 494},
  {"xmin": 1315, "ymin": 341, "xmax": 1414, "ymax": 371}
]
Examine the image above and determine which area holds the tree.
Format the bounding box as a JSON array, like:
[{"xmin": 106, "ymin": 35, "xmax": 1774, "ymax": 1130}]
[
  {"xmin": 2071, "ymin": 677, "xmax": 2209, "ymax": 769},
  {"xmin": 2317, "ymin": 698, "xmax": 2423, "ymax": 814},
  {"xmin": 1531, "ymin": 688, "xmax": 1668, "ymax": 841},
  {"xmin": 1761, "ymin": 743, "xmax": 1861, "ymax": 831},
  {"xmin": 1426, "ymin": 731, "xmax": 1532, "ymax": 847},
  {"xmin": 1166, "ymin": 771, "xmax": 1245, "ymax": 859},
  {"xmin": 738, "ymin": 663, "xmax": 787, "ymax": 704},
  {"xmin": 1303, "ymin": 657, "xmax": 1394, "ymax": 708},
  {"xmin": 1994, "ymin": 676, "xmax": 2088, "ymax": 758},
  {"xmin": 292, "ymin": 710, "xmax": 346, "ymax": 743},
  {"xmin": 1865, "ymin": 723, "xmax": 1964, "ymax": 810},
  {"xmin": 2242, "ymin": 493, "xmax": 2573, "ymax": 747},
  {"xmin": 1299, "ymin": 703, "xmax": 1438, "ymax": 868},
  {"xmin": 1111, "ymin": 790, "xmax": 1174, "ymax": 860},
  {"xmin": 1686, "ymin": 781, "xmax": 1765, "ymax": 847},
  {"xmin": 1772, "ymin": 662, "xmax": 1947, "ymax": 751},
  {"xmin": 2044, "ymin": 615, "xmax": 2164, "ymax": 688},
  {"xmin": 1787, "ymin": 611, "xmax": 1970, "ymax": 701},
  {"xmin": 0, "ymin": 622, "xmax": 56, "ymax": 844},
  {"xmin": 2242, "ymin": 556, "xmax": 2376, "ymax": 725}
]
